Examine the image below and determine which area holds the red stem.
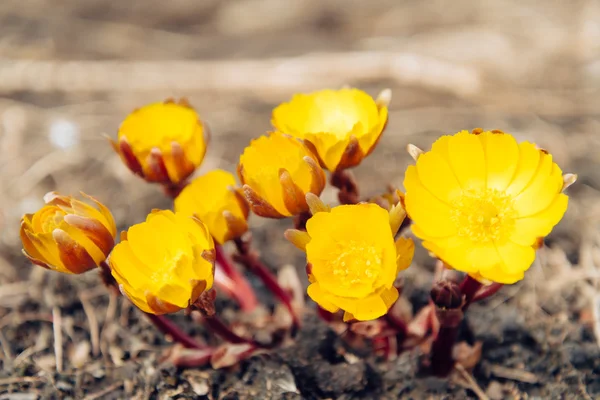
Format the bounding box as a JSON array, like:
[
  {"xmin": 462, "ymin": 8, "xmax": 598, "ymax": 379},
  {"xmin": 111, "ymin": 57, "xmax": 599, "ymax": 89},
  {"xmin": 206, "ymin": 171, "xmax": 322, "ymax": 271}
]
[
  {"xmin": 234, "ymin": 238, "xmax": 300, "ymax": 335},
  {"xmin": 145, "ymin": 313, "xmax": 207, "ymax": 350},
  {"xmin": 202, "ymin": 315, "xmax": 264, "ymax": 349},
  {"xmin": 471, "ymin": 282, "xmax": 504, "ymax": 303},
  {"xmin": 430, "ymin": 320, "xmax": 460, "ymax": 376},
  {"xmin": 166, "ymin": 348, "xmax": 215, "ymax": 368},
  {"xmin": 214, "ymin": 244, "xmax": 259, "ymax": 311},
  {"xmin": 459, "ymin": 274, "xmax": 483, "ymax": 310}
]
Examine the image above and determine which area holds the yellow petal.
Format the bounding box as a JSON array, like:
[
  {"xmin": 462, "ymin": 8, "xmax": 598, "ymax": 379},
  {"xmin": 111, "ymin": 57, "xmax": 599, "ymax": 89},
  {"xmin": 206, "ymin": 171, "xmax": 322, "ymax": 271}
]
[
  {"xmin": 447, "ymin": 131, "xmax": 486, "ymax": 190},
  {"xmin": 272, "ymin": 88, "xmax": 384, "ymax": 171},
  {"xmin": 415, "ymin": 151, "xmax": 462, "ymax": 203},
  {"xmin": 239, "ymin": 133, "xmax": 323, "ymax": 216},
  {"xmin": 511, "ymin": 193, "xmax": 568, "ymax": 246},
  {"xmin": 504, "ymin": 142, "xmax": 542, "ymax": 196},
  {"xmin": 481, "ymin": 132, "xmax": 520, "ymax": 191},
  {"xmin": 404, "ymin": 166, "xmax": 456, "ymax": 238},
  {"xmin": 378, "ymin": 286, "xmax": 400, "ymax": 310},
  {"xmin": 331, "ymin": 292, "xmax": 389, "ymax": 321},
  {"xmin": 307, "ymin": 283, "xmax": 340, "ymax": 313},
  {"xmin": 513, "ymin": 161, "xmax": 563, "ymax": 217},
  {"xmin": 481, "ymin": 241, "xmax": 535, "ymax": 284},
  {"xmin": 175, "ymin": 169, "xmax": 247, "ymax": 244},
  {"xmin": 307, "ymin": 132, "xmax": 350, "ymax": 172},
  {"xmin": 395, "ymin": 237, "xmax": 415, "ymax": 273}
]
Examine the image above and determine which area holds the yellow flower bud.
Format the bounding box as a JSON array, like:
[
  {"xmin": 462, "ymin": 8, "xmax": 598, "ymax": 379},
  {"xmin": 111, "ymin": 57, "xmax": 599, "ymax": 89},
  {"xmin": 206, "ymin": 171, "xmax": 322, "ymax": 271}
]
[
  {"xmin": 286, "ymin": 203, "xmax": 414, "ymax": 321},
  {"xmin": 238, "ymin": 133, "xmax": 326, "ymax": 218},
  {"xmin": 272, "ymin": 88, "xmax": 389, "ymax": 172},
  {"xmin": 109, "ymin": 210, "xmax": 215, "ymax": 315},
  {"xmin": 20, "ymin": 192, "xmax": 117, "ymax": 274},
  {"xmin": 109, "ymin": 98, "xmax": 208, "ymax": 185},
  {"xmin": 404, "ymin": 129, "xmax": 573, "ymax": 284},
  {"xmin": 174, "ymin": 169, "xmax": 249, "ymax": 244}
]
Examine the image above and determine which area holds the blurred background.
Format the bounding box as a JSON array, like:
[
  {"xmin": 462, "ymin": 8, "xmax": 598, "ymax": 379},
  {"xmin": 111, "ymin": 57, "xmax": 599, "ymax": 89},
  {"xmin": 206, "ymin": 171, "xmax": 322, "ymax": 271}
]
[{"xmin": 0, "ymin": 0, "xmax": 599, "ymax": 396}]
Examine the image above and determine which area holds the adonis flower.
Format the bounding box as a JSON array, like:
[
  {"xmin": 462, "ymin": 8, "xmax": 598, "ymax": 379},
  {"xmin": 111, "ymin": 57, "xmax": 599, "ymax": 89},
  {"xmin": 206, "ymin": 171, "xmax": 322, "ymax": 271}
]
[
  {"xmin": 404, "ymin": 129, "xmax": 574, "ymax": 284},
  {"xmin": 272, "ymin": 88, "xmax": 389, "ymax": 172},
  {"xmin": 286, "ymin": 201, "xmax": 414, "ymax": 321},
  {"xmin": 175, "ymin": 169, "xmax": 249, "ymax": 244},
  {"xmin": 238, "ymin": 133, "xmax": 326, "ymax": 218},
  {"xmin": 20, "ymin": 192, "xmax": 116, "ymax": 274},
  {"xmin": 109, "ymin": 98, "xmax": 207, "ymax": 185},
  {"xmin": 110, "ymin": 210, "xmax": 215, "ymax": 315}
]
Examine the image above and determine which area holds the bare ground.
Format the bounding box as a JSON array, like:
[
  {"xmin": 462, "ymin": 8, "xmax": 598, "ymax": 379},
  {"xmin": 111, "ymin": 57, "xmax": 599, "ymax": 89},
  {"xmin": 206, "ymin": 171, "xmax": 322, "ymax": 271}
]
[{"xmin": 0, "ymin": 1, "xmax": 600, "ymax": 398}]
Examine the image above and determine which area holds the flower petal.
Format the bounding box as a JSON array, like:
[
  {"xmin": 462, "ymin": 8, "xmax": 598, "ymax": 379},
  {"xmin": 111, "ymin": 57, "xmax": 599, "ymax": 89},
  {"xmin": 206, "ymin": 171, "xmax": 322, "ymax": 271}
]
[
  {"xmin": 513, "ymin": 160, "xmax": 563, "ymax": 217},
  {"xmin": 447, "ymin": 131, "xmax": 486, "ymax": 190},
  {"xmin": 482, "ymin": 132, "xmax": 520, "ymax": 191},
  {"xmin": 395, "ymin": 237, "xmax": 415, "ymax": 273},
  {"xmin": 415, "ymin": 151, "xmax": 462, "ymax": 203},
  {"xmin": 511, "ymin": 193, "xmax": 568, "ymax": 246},
  {"xmin": 504, "ymin": 142, "xmax": 542, "ymax": 196},
  {"xmin": 307, "ymin": 283, "xmax": 341, "ymax": 313},
  {"xmin": 404, "ymin": 166, "xmax": 456, "ymax": 238}
]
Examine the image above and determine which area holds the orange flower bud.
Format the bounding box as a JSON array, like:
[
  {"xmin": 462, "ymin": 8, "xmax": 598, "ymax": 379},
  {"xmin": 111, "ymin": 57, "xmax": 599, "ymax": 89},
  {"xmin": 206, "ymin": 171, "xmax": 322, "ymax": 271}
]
[
  {"xmin": 238, "ymin": 133, "xmax": 326, "ymax": 218},
  {"xmin": 175, "ymin": 169, "xmax": 249, "ymax": 244},
  {"xmin": 108, "ymin": 98, "xmax": 208, "ymax": 185},
  {"xmin": 20, "ymin": 192, "xmax": 117, "ymax": 274}
]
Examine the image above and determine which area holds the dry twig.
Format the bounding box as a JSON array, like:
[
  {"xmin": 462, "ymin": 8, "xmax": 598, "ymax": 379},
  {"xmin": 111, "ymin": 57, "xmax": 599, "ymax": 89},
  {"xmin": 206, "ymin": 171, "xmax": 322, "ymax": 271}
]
[
  {"xmin": 488, "ymin": 365, "xmax": 540, "ymax": 384},
  {"xmin": 79, "ymin": 293, "xmax": 101, "ymax": 357},
  {"xmin": 83, "ymin": 381, "xmax": 124, "ymax": 400},
  {"xmin": 52, "ymin": 307, "xmax": 63, "ymax": 373},
  {"xmin": 453, "ymin": 364, "xmax": 489, "ymax": 400}
]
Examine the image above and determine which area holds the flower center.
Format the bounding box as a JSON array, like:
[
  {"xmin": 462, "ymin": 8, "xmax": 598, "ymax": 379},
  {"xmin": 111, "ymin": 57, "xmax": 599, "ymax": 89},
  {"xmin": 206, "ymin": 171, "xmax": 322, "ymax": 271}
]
[
  {"xmin": 37, "ymin": 207, "xmax": 67, "ymax": 233},
  {"xmin": 326, "ymin": 240, "xmax": 382, "ymax": 289},
  {"xmin": 450, "ymin": 189, "xmax": 517, "ymax": 243}
]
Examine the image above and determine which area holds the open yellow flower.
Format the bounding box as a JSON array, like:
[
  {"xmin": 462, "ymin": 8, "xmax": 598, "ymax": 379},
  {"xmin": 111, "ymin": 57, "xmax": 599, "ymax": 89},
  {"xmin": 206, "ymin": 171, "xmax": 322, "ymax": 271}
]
[
  {"xmin": 110, "ymin": 210, "xmax": 215, "ymax": 315},
  {"xmin": 238, "ymin": 133, "xmax": 326, "ymax": 218},
  {"xmin": 109, "ymin": 98, "xmax": 207, "ymax": 185},
  {"xmin": 286, "ymin": 202, "xmax": 414, "ymax": 321},
  {"xmin": 272, "ymin": 88, "xmax": 389, "ymax": 171},
  {"xmin": 404, "ymin": 129, "xmax": 573, "ymax": 284},
  {"xmin": 174, "ymin": 169, "xmax": 249, "ymax": 244},
  {"xmin": 20, "ymin": 192, "xmax": 116, "ymax": 274}
]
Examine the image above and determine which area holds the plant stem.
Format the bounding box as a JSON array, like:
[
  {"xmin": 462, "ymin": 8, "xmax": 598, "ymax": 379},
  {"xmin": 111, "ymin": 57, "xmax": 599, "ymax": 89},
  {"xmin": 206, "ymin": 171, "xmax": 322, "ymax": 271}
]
[
  {"xmin": 330, "ymin": 169, "xmax": 360, "ymax": 204},
  {"xmin": 428, "ymin": 280, "xmax": 464, "ymax": 377},
  {"xmin": 166, "ymin": 347, "xmax": 215, "ymax": 368},
  {"xmin": 145, "ymin": 313, "xmax": 207, "ymax": 350},
  {"xmin": 459, "ymin": 274, "xmax": 483, "ymax": 310},
  {"xmin": 202, "ymin": 315, "xmax": 265, "ymax": 348},
  {"xmin": 234, "ymin": 238, "xmax": 300, "ymax": 334},
  {"xmin": 471, "ymin": 282, "xmax": 504, "ymax": 303},
  {"xmin": 429, "ymin": 309, "xmax": 463, "ymax": 376},
  {"xmin": 214, "ymin": 244, "xmax": 259, "ymax": 311},
  {"xmin": 162, "ymin": 180, "xmax": 188, "ymax": 199}
]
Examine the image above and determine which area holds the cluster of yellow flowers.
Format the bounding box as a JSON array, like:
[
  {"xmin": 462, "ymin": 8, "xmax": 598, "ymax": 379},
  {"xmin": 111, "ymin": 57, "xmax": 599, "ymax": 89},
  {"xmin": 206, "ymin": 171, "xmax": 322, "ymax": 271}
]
[{"xmin": 20, "ymin": 88, "xmax": 573, "ymax": 324}]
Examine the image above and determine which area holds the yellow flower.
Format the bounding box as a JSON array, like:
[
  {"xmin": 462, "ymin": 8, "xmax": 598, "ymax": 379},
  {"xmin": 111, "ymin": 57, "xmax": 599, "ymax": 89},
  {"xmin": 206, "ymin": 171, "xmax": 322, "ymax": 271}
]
[
  {"xmin": 20, "ymin": 192, "xmax": 116, "ymax": 274},
  {"xmin": 238, "ymin": 133, "xmax": 326, "ymax": 218},
  {"xmin": 272, "ymin": 88, "xmax": 389, "ymax": 171},
  {"xmin": 286, "ymin": 202, "xmax": 414, "ymax": 321},
  {"xmin": 174, "ymin": 169, "xmax": 249, "ymax": 244},
  {"xmin": 109, "ymin": 98, "xmax": 207, "ymax": 185},
  {"xmin": 404, "ymin": 129, "xmax": 573, "ymax": 284},
  {"xmin": 110, "ymin": 210, "xmax": 215, "ymax": 315}
]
